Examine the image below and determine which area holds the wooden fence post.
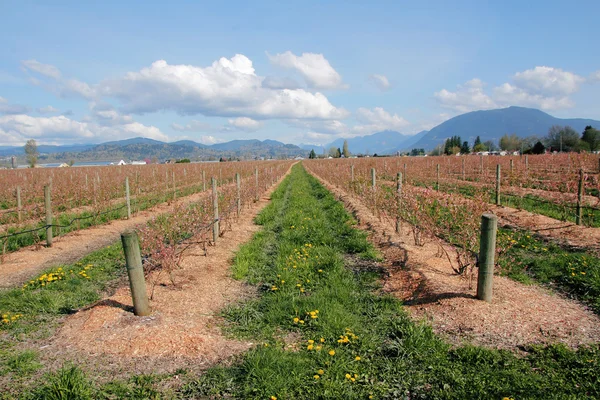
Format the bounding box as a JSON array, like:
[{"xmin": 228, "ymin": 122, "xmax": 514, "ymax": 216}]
[
  {"xmin": 255, "ymin": 168, "xmax": 259, "ymax": 201},
  {"xmin": 371, "ymin": 168, "xmax": 376, "ymax": 191},
  {"xmin": 395, "ymin": 172, "xmax": 402, "ymax": 234},
  {"xmin": 44, "ymin": 185, "xmax": 52, "ymax": 247},
  {"xmin": 202, "ymin": 170, "xmax": 206, "ymax": 191},
  {"xmin": 236, "ymin": 172, "xmax": 241, "ymax": 217},
  {"xmin": 350, "ymin": 165, "xmax": 354, "ymax": 182},
  {"xmin": 121, "ymin": 230, "xmax": 151, "ymax": 316},
  {"xmin": 212, "ymin": 177, "xmax": 219, "ymax": 243},
  {"xmin": 576, "ymin": 169, "xmax": 584, "ymax": 226},
  {"xmin": 510, "ymin": 159, "xmax": 514, "ymax": 173},
  {"xmin": 436, "ymin": 164, "xmax": 440, "ymax": 190},
  {"xmin": 477, "ymin": 213, "xmax": 497, "ymax": 302},
  {"xmin": 16, "ymin": 186, "xmax": 22, "ymax": 223},
  {"xmin": 172, "ymin": 171, "xmax": 176, "ymax": 200},
  {"xmin": 403, "ymin": 163, "xmax": 407, "ymax": 183},
  {"xmin": 495, "ymin": 164, "xmax": 501, "ymax": 206},
  {"xmin": 125, "ymin": 177, "xmax": 131, "ymax": 219},
  {"xmin": 462, "ymin": 158, "xmax": 465, "ymax": 180}
]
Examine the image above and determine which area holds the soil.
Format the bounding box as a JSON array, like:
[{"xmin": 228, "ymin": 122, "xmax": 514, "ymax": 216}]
[
  {"xmin": 16, "ymin": 164, "xmax": 295, "ymax": 383},
  {"xmin": 307, "ymin": 166, "xmax": 600, "ymax": 351}
]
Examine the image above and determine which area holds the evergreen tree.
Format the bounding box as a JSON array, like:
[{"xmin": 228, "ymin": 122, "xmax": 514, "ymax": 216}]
[
  {"xmin": 460, "ymin": 141, "xmax": 470, "ymax": 154},
  {"xmin": 309, "ymin": 149, "xmax": 316, "ymax": 159},
  {"xmin": 342, "ymin": 140, "xmax": 350, "ymax": 158}
]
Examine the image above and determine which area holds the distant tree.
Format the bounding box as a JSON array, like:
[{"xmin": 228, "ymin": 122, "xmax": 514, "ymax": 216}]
[
  {"xmin": 531, "ymin": 141, "xmax": 546, "ymax": 154},
  {"xmin": 460, "ymin": 141, "xmax": 470, "ymax": 154},
  {"xmin": 328, "ymin": 147, "xmax": 338, "ymax": 158},
  {"xmin": 342, "ymin": 140, "xmax": 350, "ymax": 158},
  {"xmin": 24, "ymin": 139, "xmax": 38, "ymax": 168},
  {"xmin": 581, "ymin": 126, "xmax": 600, "ymax": 152},
  {"xmin": 473, "ymin": 136, "xmax": 486, "ymax": 152},
  {"xmin": 410, "ymin": 148, "xmax": 425, "ymax": 156},
  {"xmin": 67, "ymin": 159, "xmax": 75, "ymax": 166},
  {"xmin": 443, "ymin": 136, "xmax": 462, "ymax": 155},
  {"xmin": 177, "ymin": 158, "xmax": 191, "ymax": 163},
  {"xmin": 430, "ymin": 144, "xmax": 444, "ymax": 156},
  {"xmin": 309, "ymin": 149, "xmax": 317, "ymax": 159},
  {"xmin": 484, "ymin": 140, "xmax": 498, "ymax": 151},
  {"xmin": 545, "ymin": 125, "xmax": 580, "ymax": 152},
  {"xmin": 499, "ymin": 134, "xmax": 522, "ymax": 152}
]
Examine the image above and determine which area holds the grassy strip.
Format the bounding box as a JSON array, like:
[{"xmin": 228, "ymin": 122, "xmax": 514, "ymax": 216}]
[
  {"xmin": 497, "ymin": 229, "xmax": 600, "ymax": 312},
  {"xmin": 411, "ymin": 178, "xmax": 600, "ymax": 227},
  {"xmin": 179, "ymin": 165, "xmax": 600, "ymax": 399}
]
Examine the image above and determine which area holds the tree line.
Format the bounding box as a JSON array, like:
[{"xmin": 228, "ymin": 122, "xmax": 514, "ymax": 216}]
[{"xmin": 419, "ymin": 125, "xmax": 599, "ymax": 156}]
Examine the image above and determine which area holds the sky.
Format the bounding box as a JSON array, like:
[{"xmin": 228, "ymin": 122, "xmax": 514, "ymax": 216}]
[{"xmin": 1, "ymin": 0, "xmax": 599, "ymax": 147}]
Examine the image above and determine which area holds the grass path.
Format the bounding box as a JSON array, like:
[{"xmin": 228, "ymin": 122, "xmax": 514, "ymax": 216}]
[{"xmin": 182, "ymin": 165, "xmax": 599, "ymax": 399}]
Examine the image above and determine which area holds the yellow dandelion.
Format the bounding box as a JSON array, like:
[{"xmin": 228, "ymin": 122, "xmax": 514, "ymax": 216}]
[{"xmin": 329, "ymin": 350, "xmax": 335, "ymax": 356}]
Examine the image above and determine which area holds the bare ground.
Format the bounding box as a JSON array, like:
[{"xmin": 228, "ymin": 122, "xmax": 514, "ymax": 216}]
[{"xmin": 307, "ymin": 167, "xmax": 600, "ymax": 351}]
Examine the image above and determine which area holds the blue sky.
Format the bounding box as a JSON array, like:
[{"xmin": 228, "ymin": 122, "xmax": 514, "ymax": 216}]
[{"xmin": 1, "ymin": 0, "xmax": 599, "ymax": 146}]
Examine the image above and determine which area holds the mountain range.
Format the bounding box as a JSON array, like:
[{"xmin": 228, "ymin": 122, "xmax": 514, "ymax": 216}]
[{"xmin": 1, "ymin": 107, "xmax": 599, "ymax": 163}]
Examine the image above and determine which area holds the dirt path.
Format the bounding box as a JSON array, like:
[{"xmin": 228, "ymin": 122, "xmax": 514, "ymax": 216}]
[
  {"xmin": 17, "ymin": 164, "xmax": 293, "ymax": 383},
  {"xmin": 0, "ymin": 176, "xmax": 263, "ymax": 288},
  {"xmin": 306, "ymin": 166, "xmax": 600, "ymax": 351}
]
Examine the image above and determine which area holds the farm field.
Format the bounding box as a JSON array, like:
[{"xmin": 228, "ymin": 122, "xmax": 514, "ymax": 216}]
[
  {"xmin": 1, "ymin": 163, "xmax": 599, "ymax": 399},
  {"xmin": 0, "ymin": 161, "xmax": 290, "ymax": 256}
]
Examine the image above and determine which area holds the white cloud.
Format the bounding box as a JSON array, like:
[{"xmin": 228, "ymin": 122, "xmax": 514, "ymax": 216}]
[
  {"xmin": 262, "ymin": 76, "xmax": 301, "ymax": 89},
  {"xmin": 0, "ymin": 97, "xmax": 30, "ymax": 115},
  {"xmin": 227, "ymin": 117, "xmax": 263, "ymax": 131},
  {"xmin": 171, "ymin": 120, "xmax": 212, "ymax": 132},
  {"xmin": 0, "ymin": 114, "xmax": 167, "ymax": 145},
  {"xmin": 369, "ymin": 74, "xmax": 390, "ymax": 90},
  {"xmin": 589, "ymin": 70, "xmax": 600, "ymax": 83},
  {"xmin": 102, "ymin": 56, "xmax": 348, "ymax": 120},
  {"xmin": 21, "ymin": 60, "xmax": 62, "ymax": 79},
  {"xmin": 288, "ymin": 119, "xmax": 347, "ymax": 135},
  {"xmin": 21, "ymin": 60, "xmax": 97, "ymax": 100},
  {"xmin": 268, "ymin": 51, "xmax": 346, "ymax": 89},
  {"xmin": 198, "ymin": 135, "xmax": 224, "ymax": 145},
  {"xmin": 88, "ymin": 102, "xmax": 133, "ymax": 126},
  {"xmin": 493, "ymin": 83, "xmax": 573, "ymax": 110},
  {"xmin": 37, "ymin": 105, "xmax": 59, "ymax": 114},
  {"xmin": 513, "ymin": 66, "xmax": 584, "ymax": 96},
  {"xmin": 354, "ymin": 107, "xmax": 410, "ymax": 133},
  {"xmin": 435, "ymin": 67, "xmax": 588, "ymax": 113},
  {"xmin": 434, "ymin": 78, "xmax": 497, "ymax": 112}
]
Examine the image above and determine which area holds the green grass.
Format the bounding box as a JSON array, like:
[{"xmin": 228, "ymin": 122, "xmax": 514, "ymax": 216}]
[
  {"xmin": 497, "ymin": 229, "xmax": 600, "ymax": 312},
  {"xmin": 180, "ymin": 164, "xmax": 600, "ymax": 399}
]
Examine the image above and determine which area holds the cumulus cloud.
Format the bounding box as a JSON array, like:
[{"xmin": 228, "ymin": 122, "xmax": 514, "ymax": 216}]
[
  {"xmin": 227, "ymin": 117, "xmax": 263, "ymax": 131},
  {"xmin": 37, "ymin": 105, "xmax": 59, "ymax": 114},
  {"xmin": 88, "ymin": 102, "xmax": 133, "ymax": 126},
  {"xmin": 0, "ymin": 114, "xmax": 167, "ymax": 145},
  {"xmin": 0, "ymin": 97, "xmax": 30, "ymax": 115},
  {"xmin": 288, "ymin": 119, "xmax": 347, "ymax": 135},
  {"xmin": 198, "ymin": 135, "xmax": 224, "ymax": 145},
  {"xmin": 513, "ymin": 66, "xmax": 584, "ymax": 96},
  {"xmin": 21, "ymin": 60, "xmax": 97, "ymax": 100},
  {"xmin": 262, "ymin": 76, "xmax": 301, "ymax": 89},
  {"xmin": 171, "ymin": 120, "xmax": 212, "ymax": 132},
  {"xmin": 434, "ymin": 79, "xmax": 497, "ymax": 112},
  {"xmin": 434, "ymin": 67, "xmax": 587, "ymax": 112},
  {"xmin": 589, "ymin": 70, "xmax": 600, "ymax": 83},
  {"xmin": 268, "ymin": 51, "xmax": 346, "ymax": 89},
  {"xmin": 102, "ymin": 56, "xmax": 348, "ymax": 120},
  {"xmin": 353, "ymin": 107, "xmax": 410, "ymax": 133},
  {"xmin": 369, "ymin": 74, "xmax": 390, "ymax": 90}
]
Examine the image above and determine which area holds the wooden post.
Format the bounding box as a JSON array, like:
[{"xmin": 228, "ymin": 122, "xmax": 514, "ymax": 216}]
[
  {"xmin": 525, "ymin": 155, "xmax": 529, "ymax": 174},
  {"xmin": 255, "ymin": 167, "xmax": 259, "ymax": 201},
  {"xmin": 510, "ymin": 159, "xmax": 514, "ymax": 173},
  {"xmin": 125, "ymin": 177, "xmax": 131, "ymax": 219},
  {"xmin": 202, "ymin": 171, "xmax": 206, "ymax": 191},
  {"xmin": 212, "ymin": 177, "xmax": 219, "ymax": 243},
  {"xmin": 121, "ymin": 231, "xmax": 151, "ymax": 316},
  {"xmin": 576, "ymin": 169, "xmax": 584, "ymax": 226},
  {"xmin": 495, "ymin": 164, "xmax": 501, "ymax": 206},
  {"xmin": 403, "ymin": 163, "xmax": 407, "ymax": 183},
  {"xmin": 236, "ymin": 173, "xmax": 241, "ymax": 217},
  {"xmin": 44, "ymin": 185, "xmax": 52, "ymax": 247},
  {"xmin": 395, "ymin": 172, "xmax": 402, "ymax": 234},
  {"xmin": 16, "ymin": 186, "xmax": 22, "ymax": 223},
  {"xmin": 371, "ymin": 168, "xmax": 376, "ymax": 191},
  {"xmin": 350, "ymin": 165, "xmax": 354, "ymax": 182},
  {"xmin": 477, "ymin": 213, "xmax": 497, "ymax": 302},
  {"xmin": 479, "ymin": 154, "xmax": 483, "ymax": 175},
  {"xmin": 172, "ymin": 171, "xmax": 176, "ymax": 200},
  {"xmin": 436, "ymin": 164, "xmax": 440, "ymax": 190}
]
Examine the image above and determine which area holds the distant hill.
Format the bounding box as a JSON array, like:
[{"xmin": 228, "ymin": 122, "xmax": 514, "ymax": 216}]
[
  {"xmin": 1, "ymin": 137, "xmax": 307, "ymax": 163},
  {"xmin": 410, "ymin": 106, "xmax": 600, "ymax": 151}
]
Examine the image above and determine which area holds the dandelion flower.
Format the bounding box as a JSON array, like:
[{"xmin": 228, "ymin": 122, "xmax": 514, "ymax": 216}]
[
  {"xmin": 355, "ymin": 356, "xmax": 361, "ymax": 361},
  {"xmin": 318, "ymin": 369, "xmax": 324, "ymax": 375},
  {"xmin": 329, "ymin": 350, "xmax": 335, "ymax": 356}
]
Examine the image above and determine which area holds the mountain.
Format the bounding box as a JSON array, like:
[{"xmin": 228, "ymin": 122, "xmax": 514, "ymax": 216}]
[
  {"xmin": 326, "ymin": 130, "xmax": 429, "ymax": 155},
  {"xmin": 410, "ymin": 106, "xmax": 600, "ymax": 151},
  {"xmin": 299, "ymin": 143, "xmax": 326, "ymax": 153},
  {"xmin": 12, "ymin": 137, "xmax": 309, "ymax": 163}
]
